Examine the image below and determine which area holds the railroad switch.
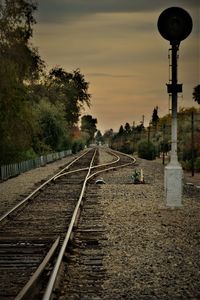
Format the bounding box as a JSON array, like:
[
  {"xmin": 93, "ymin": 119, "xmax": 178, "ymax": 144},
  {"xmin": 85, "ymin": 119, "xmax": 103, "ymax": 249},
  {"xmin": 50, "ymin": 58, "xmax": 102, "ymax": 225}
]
[{"xmin": 130, "ymin": 169, "xmax": 145, "ymax": 184}]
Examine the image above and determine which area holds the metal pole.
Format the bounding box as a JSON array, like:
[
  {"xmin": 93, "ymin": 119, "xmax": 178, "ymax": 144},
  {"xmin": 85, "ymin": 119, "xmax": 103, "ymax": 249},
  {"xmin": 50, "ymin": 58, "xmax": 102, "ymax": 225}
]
[
  {"xmin": 191, "ymin": 111, "xmax": 194, "ymax": 177},
  {"xmin": 148, "ymin": 126, "xmax": 150, "ymax": 144},
  {"xmin": 164, "ymin": 42, "xmax": 183, "ymax": 207},
  {"xmin": 162, "ymin": 124, "xmax": 165, "ymax": 165},
  {"xmin": 170, "ymin": 43, "xmax": 179, "ymax": 164}
]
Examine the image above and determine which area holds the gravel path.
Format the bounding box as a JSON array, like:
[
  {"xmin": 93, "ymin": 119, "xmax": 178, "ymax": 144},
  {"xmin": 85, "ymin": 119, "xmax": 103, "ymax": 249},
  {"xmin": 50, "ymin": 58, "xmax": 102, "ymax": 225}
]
[
  {"xmin": 0, "ymin": 148, "xmax": 199, "ymax": 299},
  {"xmin": 98, "ymin": 154, "xmax": 200, "ymax": 299}
]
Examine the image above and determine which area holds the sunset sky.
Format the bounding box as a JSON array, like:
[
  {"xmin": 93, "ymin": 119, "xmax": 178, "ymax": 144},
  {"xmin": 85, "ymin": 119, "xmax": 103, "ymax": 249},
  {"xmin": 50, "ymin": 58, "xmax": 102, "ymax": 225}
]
[{"xmin": 33, "ymin": 0, "xmax": 199, "ymax": 133}]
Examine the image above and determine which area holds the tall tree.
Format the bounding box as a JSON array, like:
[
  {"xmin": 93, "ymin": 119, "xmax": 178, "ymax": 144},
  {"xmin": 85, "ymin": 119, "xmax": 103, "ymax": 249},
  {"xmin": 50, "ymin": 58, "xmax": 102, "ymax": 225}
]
[
  {"xmin": 0, "ymin": 0, "xmax": 44, "ymax": 163},
  {"xmin": 103, "ymin": 129, "xmax": 113, "ymax": 146},
  {"xmin": 33, "ymin": 100, "xmax": 69, "ymax": 153},
  {"xmin": 151, "ymin": 106, "xmax": 159, "ymax": 130},
  {"xmin": 95, "ymin": 130, "xmax": 104, "ymax": 144},
  {"xmin": 81, "ymin": 115, "xmax": 97, "ymax": 145},
  {"xmin": 118, "ymin": 125, "xmax": 124, "ymax": 136},
  {"xmin": 193, "ymin": 85, "xmax": 200, "ymax": 104},
  {"xmin": 0, "ymin": 0, "xmax": 44, "ymax": 81},
  {"xmin": 48, "ymin": 67, "xmax": 91, "ymax": 128},
  {"xmin": 124, "ymin": 122, "xmax": 131, "ymax": 134}
]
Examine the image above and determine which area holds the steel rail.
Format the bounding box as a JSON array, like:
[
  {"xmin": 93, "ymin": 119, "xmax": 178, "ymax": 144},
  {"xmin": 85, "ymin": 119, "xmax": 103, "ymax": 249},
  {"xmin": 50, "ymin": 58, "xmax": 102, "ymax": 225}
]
[
  {"xmin": 87, "ymin": 150, "xmax": 136, "ymax": 181},
  {"xmin": 42, "ymin": 149, "xmax": 136, "ymax": 300},
  {"xmin": 15, "ymin": 237, "xmax": 60, "ymax": 300},
  {"xmin": 53, "ymin": 149, "xmax": 120, "ymax": 181},
  {"xmin": 0, "ymin": 148, "xmax": 96, "ymax": 299},
  {"xmin": 0, "ymin": 149, "xmax": 92, "ymax": 223},
  {"xmin": 2, "ymin": 148, "xmax": 135, "ymax": 299},
  {"xmin": 42, "ymin": 148, "xmax": 98, "ymax": 300}
]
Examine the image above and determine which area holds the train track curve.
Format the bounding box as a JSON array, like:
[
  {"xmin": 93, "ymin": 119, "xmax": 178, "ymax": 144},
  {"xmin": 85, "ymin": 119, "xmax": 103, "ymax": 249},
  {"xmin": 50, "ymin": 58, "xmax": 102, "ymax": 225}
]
[{"xmin": 0, "ymin": 147, "xmax": 136, "ymax": 299}]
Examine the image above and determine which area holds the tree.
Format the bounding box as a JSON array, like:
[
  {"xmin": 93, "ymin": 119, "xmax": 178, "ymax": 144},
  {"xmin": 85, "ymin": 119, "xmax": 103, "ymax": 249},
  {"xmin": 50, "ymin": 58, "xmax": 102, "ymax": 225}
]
[
  {"xmin": 103, "ymin": 129, "xmax": 114, "ymax": 146},
  {"xmin": 193, "ymin": 85, "xmax": 200, "ymax": 104},
  {"xmin": 34, "ymin": 100, "xmax": 70, "ymax": 153},
  {"xmin": 48, "ymin": 67, "xmax": 91, "ymax": 128},
  {"xmin": 0, "ymin": 0, "xmax": 44, "ymax": 82},
  {"xmin": 0, "ymin": 2, "xmax": 94, "ymax": 164},
  {"xmin": 118, "ymin": 125, "xmax": 124, "ymax": 136},
  {"xmin": 137, "ymin": 140, "xmax": 157, "ymax": 160},
  {"xmin": 0, "ymin": 0, "xmax": 44, "ymax": 163},
  {"xmin": 95, "ymin": 130, "xmax": 104, "ymax": 145},
  {"xmin": 81, "ymin": 115, "xmax": 97, "ymax": 145},
  {"xmin": 151, "ymin": 106, "xmax": 159, "ymax": 130},
  {"xmin": 124, "ymin": 122, "xmax": 131, "ymax": 135}
]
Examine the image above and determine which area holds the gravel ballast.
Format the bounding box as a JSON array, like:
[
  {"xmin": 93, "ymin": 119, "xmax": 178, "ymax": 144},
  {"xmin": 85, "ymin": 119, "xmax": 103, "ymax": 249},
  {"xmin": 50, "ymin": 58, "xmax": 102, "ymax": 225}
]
[
  {"xmin": 98, "ymin": 151, "xmax": 200, "ymax": 299},
  {"xmin": 0, "ymin": 148, "xmax": 199, "ymax": 299},
  {"xmin": 0, "ymin": 154, "xmax": 76, "ymax": 216}
]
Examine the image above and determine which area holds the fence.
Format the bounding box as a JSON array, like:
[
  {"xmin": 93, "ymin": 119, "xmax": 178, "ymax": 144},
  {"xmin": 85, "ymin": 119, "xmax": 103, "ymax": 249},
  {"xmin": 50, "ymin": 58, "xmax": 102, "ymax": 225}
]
[{"xmin": 0, "ymin": 149, "xmax": 72, "ymax": 181}]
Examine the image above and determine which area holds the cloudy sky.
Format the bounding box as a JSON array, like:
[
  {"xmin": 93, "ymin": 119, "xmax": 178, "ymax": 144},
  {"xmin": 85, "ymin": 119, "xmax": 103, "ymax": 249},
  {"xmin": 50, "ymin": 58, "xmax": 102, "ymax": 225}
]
[{"xmin": 33, "ymin": 0, "xmax": 199, "ymax": 132}]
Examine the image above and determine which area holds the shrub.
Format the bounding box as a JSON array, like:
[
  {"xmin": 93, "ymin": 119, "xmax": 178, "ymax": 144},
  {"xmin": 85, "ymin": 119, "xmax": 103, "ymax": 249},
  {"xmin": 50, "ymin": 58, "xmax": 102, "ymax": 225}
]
[
  {"xmin": 182, "ymin": 160, "xmax": 192, "ymax": 171},
  {"xmin": 137, "ymin": 140, "xmax": 156, "ymax": 160},
  {"xmin": 195, "ymin": 157, "xmax": 200, "ymax": 171},
  {"xmin": 72, "ymin": 140, "xmax": 84, "ymax": 154},
  {"xmin": 119, "ymin": 141, "xmax": 135, "ymax": 154},
  {"xmin": 181, "ymin": 148, "xmax": 194, "ymax": 161},
  {"xmin": 182, "ymin": 157, "xmax": 200, "ymax": 172}
]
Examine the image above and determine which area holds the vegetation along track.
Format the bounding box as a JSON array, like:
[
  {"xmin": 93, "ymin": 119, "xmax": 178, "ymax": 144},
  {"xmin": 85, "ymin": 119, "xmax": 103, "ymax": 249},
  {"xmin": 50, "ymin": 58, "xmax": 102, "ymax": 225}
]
[{"xmin": 0, "ymin": 147, "xmax": 136, "ymax": 299}]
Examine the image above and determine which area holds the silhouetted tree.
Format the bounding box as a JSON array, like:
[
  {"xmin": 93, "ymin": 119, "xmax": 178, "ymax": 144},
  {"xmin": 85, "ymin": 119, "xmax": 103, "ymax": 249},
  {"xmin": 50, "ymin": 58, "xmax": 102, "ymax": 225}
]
[
  {"xmin": 135, "ymin": 124, "xmax": 144, "ymax": 133},
  {"xmin": 0, "ymin": 0, "xmax": 44, "ymax": 81},
  {"xmin": 95, "ymin": 130, "xmax": 104, "ymax": 144},
  {"xmin": 81, "ymin": 115, "xmax": 97, "ymax": 145},
  {"xmin": 118, "ymin": 125, "xmax": 124, "ymax": 136},
  {"xmin": 0, "ymin": 0, "xmax": 44, "ymax": 163},
  {"xmin": 0, "ymin": 2, "xmax": 93, "ymax": 164},
  {"xmin": 103, "ymin": 129, "xmax": 114, "ymax": 146},
  {"xmin": 48, "ymin": 67, "xmax": 91, "ymax": 127},
  {"xmin": 193, "ymin": 85, "xmax": 200, "ymax": 104},
  {"xmin": 124, "ymin": 122, "xmax": 131, "ymax": 134},
  {"xmin": 151, "ymin": 106, "xmax": 159, "ymax": 130}
]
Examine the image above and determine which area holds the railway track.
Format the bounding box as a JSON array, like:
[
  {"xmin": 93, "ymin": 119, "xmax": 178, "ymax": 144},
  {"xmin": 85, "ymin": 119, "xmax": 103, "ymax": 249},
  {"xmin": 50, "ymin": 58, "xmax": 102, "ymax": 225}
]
[{"xmin": 0, "ymin": 147, "xmax": 136, "ymax": 299}]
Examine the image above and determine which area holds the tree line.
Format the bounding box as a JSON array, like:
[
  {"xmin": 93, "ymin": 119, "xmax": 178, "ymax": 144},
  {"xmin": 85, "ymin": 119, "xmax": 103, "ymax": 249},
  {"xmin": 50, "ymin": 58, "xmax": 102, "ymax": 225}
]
[
  {"xmin": 1, "ymin": 1, "xmax": 199, "ymax": 168},
  {"xmin": 0, "ymin": 1, "xmax": 97, "ymax": 164},
  {"xmin": 100, "ymin": 106, "xmax": 200, "ymax": 172}
]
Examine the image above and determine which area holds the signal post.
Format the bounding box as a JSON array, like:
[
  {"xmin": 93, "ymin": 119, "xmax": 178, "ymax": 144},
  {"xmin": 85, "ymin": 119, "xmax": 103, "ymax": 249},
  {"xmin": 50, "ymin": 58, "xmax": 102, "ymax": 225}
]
[{"xmin": 157, "ymin": 7, "xmax": 193, "ymax": 207}]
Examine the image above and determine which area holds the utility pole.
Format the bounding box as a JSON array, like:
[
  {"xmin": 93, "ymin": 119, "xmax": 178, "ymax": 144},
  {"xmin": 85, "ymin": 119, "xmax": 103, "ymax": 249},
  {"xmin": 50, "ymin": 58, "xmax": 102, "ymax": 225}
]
[
  {"xmin": 191, "ymin": 111, "xmax": 195, "ymax": 177},
  {"xmin": 148, "ymin": 125, "xmax": 151, "ymax": 144},
  {"xmin": 142, "ymin": 115, "xmax": 145, "ymax": 125},
  {"xmin": 162, "ymin": 124, "xmax": 166, "ymax": 165}
]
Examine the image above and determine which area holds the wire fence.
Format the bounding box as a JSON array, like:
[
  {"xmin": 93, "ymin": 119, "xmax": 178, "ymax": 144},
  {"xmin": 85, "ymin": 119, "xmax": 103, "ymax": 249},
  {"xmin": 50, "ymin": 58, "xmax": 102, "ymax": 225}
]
[{"xmin": 0, "ymin": 149, "xmax": 72, "ymax": 181}]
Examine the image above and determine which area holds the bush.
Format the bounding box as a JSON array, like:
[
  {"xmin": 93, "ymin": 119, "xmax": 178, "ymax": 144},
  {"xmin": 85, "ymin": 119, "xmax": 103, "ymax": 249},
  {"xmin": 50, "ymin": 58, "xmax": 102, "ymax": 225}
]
[
  {"xmin": 23, "ymin": 149, "xmax": 37, "ymax": 160},
  {"xmin": 72, "ymin": 140, "xmax": 84, "ymax": 154},
  {"xmin": 181, "ymin": 157, "xmax": 200, "ymax": 172},
  {"xmin": 195, "ymin": 157, "xmax": 200, "ymax": 171},
  {"xmin": 119, "ymin": 141, "xmax": 135, "ymax": 154},
  {"xmin": 182, "ymin": 160, "xmax": 192, "ymax": 171},
  {"xmin": 181, "ymin": 147, "xmax": 198, "ymax": 162},
  {"xmin": 137, "ymin": 140, "xmax": 156, "ymax": 160}
]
